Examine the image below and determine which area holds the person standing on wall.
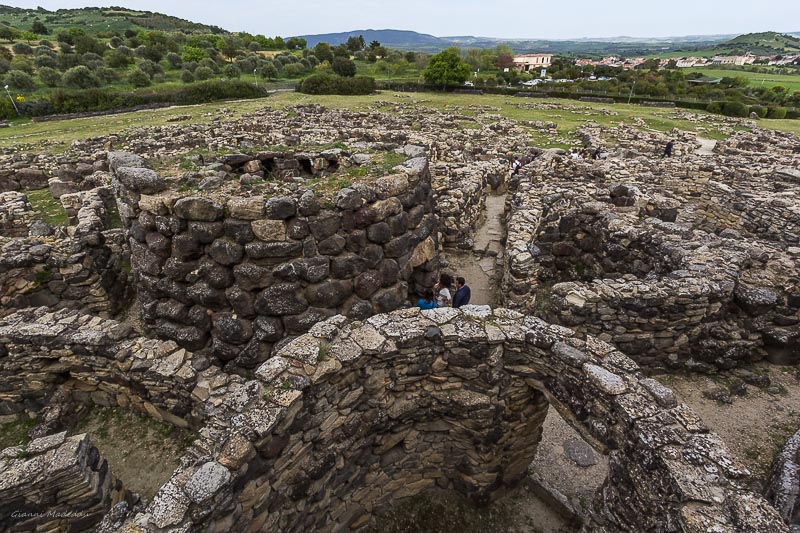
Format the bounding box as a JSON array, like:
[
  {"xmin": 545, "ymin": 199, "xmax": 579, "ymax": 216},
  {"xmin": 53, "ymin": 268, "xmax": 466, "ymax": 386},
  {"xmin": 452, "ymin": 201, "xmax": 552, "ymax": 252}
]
[{"xmin": 453, "ymin": 276, "xmax": 471, "ymax": 308}]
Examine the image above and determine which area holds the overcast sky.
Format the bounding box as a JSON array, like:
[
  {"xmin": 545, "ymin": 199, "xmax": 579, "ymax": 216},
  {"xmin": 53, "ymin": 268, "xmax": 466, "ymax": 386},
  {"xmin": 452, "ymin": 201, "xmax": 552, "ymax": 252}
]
[{"xmin": 4, "ymin": 1, "xmax": 800, "ymax": 39}]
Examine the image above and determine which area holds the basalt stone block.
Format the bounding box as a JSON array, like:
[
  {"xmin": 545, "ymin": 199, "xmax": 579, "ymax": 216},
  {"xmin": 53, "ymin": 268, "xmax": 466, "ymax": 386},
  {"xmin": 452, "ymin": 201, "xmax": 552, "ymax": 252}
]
[
  {"xmin": 145, "ymin": 232, "xmax": 172, "ymax": 258},
  {"xmin": 156, "ymin": 278, "xmax": 190, "ymax": 304},
  {"xmin": 298, "ymin": 190, "xmax": 321, "ymax": 216},
  {"xmin": 226, "ymin": 286, "xmax": 256, "ymax": 318},
  {"xmin": 233, "ymin": 263, "xmax": 273, "ymax": 290},
  {"xmin": 296, "ymin": 257, "xmax": 330, "ymax": 283},
  {"xmin": 156, "ymin": 300, "xmax": 189, "ymax": 323},
  {"xmin": 163, "ymin": 258, "xmax": 197, "ymax": 281},
  {"xmin": 308, "ymin": 211, "xmax": 341, "ymax": 240},
  {"xmin": 388, "ymin": 212, "xmax": 409, "ymax": 236},
  {"xmin": 286, "ymin": 217, "xmax": 310, "ymax": 240},
  {"xmin": 251, "ymin": 220, "xmax": 286, "ymax": 241},
  {"xmin": 212, "ymin": 337, "xmax": 240, "ymax": 362},
  {"xmin": 227, "ymin": 197, "xmax": 264, "ymax": 220},
  {"xmin": 173, "ymin": 197, "xmax": 224, "ymax": 221},
  {"xmin": 335, "ymin": 188, "xmax": 364, "ymax": 211},
  {"xmin": 202, "ymin": 238, "xmax": 238, "ymax": 264},
  {"xmin": 367, "ymin": 222, "xmax": 392, "ymax": 244},
  {"xmin": 318, "ymin": 234, "xmax": 347, "ymax": 256},
  {"xmin": 245, "ymin": 240, "xmax": 303, "ymax": 259},
  {"xmin": 371, "ymin": 284, "xmax": 408, "ymax": 314},
  {"xmin": 384, "ymin": 234, "xmax": 413, "ymax": 258},
  {"xmin": 129, "ymin": 221, "xmax": 146, "ymax": 243},
  {"xmin": 188, "ymin": 305, "xmax": 212, "ymax": 331},
  {"xmin": 138, "ymin": 211, "xmax": 157, "ymax": 230},
  {"xmin": 108, "ymin": 151, "xmax": 147, "ymax": 173},
  {"xmin": 305, "ymin": 280, "xmax": 353, "ymax": 308},
  {"xmin": 254, "ymin": 316, "xmax": 284, "ymax": 342},
  {"xmin": 413, "ymin": 214, "xmax": 437, "ymax": 241},
  {"xmin": 379, "ymin": 259, "xmax": 400, "ymax": 287},
  {"xmin": 331, "ymin": 254, "xmax": 367, "ymax": 279},
  {"xmin": 153, "ymin": 319, "xmax": 208, "ymax": 351},
  {"xmin": 265, "ymin": 196, "xmax": 297, "ymax": 219},
  {"xmin": 354, "ymin": 271, "xmax": 382, "ymax": 299},
  {"xmin": 363, "ymin": 244, "xmax": 384, "ymax": 269},
  {"xmin": 255, "ymin": 283, "xmax": 308, "ymax": 316},
  {"xmin": 283, "ymin": 308, "xmax": 337, "ymax": 335},
  {"xmin": 188, "ymin": 221, "xmax": 224, "ymax": 244},
  {"xmin": 345, "ymin": 298, "xmax": 373, "ymax": 320},
  {"xmin": 273, "ymin": 261, "xmax": 300, "ymax": 282},
  {"xmin": 188, "ymin": 281, "xmax": 228, "ymax": 308},
  {"xmin": 115, "ymin": 167, "xmax": 166, "ymax": 194},
  {"xmin": 347, "ymin": 230, "xmax": 367, "ymax": 253},
  {"xmin": 213, "ymin": 312, "xmax": 254, "ymax": 345},
  {"xmin": 172, "ymin": 234, "xmax": 202, "ymax": 260},
  {"xmin": 224, "ymin": 219, "xmax": 254, "ymax": 244},
  {"xmin": 156, "ymin": 215, "xmax": 185, "ymax": 237},
  {"xmin": 130, "ymin": 239, "xmax": 163, "ymax": 276},
  {"xmin": 199, "ymin": 260, "xmax": 234, "ymax": 289},
  {"xmin": 374, "ymin": 173, "xmax": 409, "ymax": 200}
]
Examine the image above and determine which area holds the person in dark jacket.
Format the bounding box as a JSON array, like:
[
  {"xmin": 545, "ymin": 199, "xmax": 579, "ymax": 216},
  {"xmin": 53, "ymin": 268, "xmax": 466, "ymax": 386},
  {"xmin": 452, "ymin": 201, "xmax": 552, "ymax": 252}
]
[
  {"xmin": 662, "ymin": 140, "xmax": 674, "ymax": 158},
  {"xmin": 452, "ymin": 276, "xmax": 471, "ymax": 308}
]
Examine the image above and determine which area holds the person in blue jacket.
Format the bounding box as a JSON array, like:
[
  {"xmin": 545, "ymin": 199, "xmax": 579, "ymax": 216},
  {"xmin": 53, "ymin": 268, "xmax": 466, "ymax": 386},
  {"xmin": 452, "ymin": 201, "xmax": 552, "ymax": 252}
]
[
  {"xmin": 452, "ymin": 276, "xmax": 471, "ymax": 308},
  {"xmin": 417, "ymin": 289, "xmax": 438, "ymax": 310}
]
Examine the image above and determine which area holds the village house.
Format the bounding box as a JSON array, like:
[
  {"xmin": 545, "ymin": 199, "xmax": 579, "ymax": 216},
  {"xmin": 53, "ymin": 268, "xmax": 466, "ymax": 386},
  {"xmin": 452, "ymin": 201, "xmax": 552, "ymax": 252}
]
[{"xmin": 513, "ymin": 54, "xmax": 553, "ymax": 72}]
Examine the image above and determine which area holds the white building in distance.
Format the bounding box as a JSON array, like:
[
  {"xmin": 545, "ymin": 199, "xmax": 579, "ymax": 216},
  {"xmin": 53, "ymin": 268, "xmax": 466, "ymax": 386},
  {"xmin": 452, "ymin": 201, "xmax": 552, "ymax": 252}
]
[{"xmin": 513, "ymin": 54, "xmax": 553, "ymax": 72}]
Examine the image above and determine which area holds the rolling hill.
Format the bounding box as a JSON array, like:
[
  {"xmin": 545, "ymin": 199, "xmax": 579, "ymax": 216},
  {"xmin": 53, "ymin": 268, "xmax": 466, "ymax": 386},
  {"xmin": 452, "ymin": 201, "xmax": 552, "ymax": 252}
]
[{"xmin": 0, "ymin": 5, "xmax": 225, "ymax": 35}]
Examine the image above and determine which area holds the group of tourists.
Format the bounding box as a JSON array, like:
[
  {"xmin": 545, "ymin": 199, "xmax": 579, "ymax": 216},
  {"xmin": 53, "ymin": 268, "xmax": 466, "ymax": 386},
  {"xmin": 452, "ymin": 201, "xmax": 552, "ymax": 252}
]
[
  {"xmin": 417, "ymin": 273, "xmax": 471, "ymax": 310},
  {"xmin": 569, "ymin": 147, "xmax": 604, "ymax": 160}
]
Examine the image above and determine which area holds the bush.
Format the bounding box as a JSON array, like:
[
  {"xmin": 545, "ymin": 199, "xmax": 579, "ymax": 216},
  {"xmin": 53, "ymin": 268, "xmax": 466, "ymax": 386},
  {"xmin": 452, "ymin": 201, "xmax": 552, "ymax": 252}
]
[
  {"xmin": 298, "ymin": 74, "xmax": 375, "ymax": 95},
  {"xmin": 721, "ymin": 101, "xmax": 749, "ymax": 117},
  {"xmin": 38, "ymin": 66, "xmax": 61, "ymax": 87},
  {"xmin": 62, "ymin": 65, "xmax": 100, "ymax": 89},
  {"xmin": 12, "ymin": 42, "xmax": 33, "ymax": 55},
  {"xmin": 706, "ymin": 102, "xmax": 723, "ymax": 114},
  {"xmin": 198, "ymin": 58, "xmax": 219, "ymax": 73},
  {"xmin": 166, "ymin": 52, "xmax": 182, "ymax": 68},
  {"xmin": 767, "ymin": 106, "xmax": 787, "ymax": 119},
  {"xmin": 282, "ymin": 63, "xmax": 306, "ymax": 78},
  {"xmin": 128, "ymin": 68, "xmax": 151, "ymax": 87},
  {"xmin": 0, "ymin": 59, "xmax": 9, "ymax": 75},
  {"xmin": 34, "ymin": 54, "xmax": 58, "ymax": 69},
  {"xmin": 224, "ymin": 64, "xmax": 241, "ymax": 79},
  {"xmin": 194, "ymin": 66, "xmax": 214, "ymax": 80},
  {"xmin": 4, "ymin": 69, "xmax": 37, "ymax": 90},
  {"xmin": 749, "ymin": 105, "xmax": 768, "ymax": 118},
  {"xmin": 138, "ymin": 59, "xmax": 163, "ymax": 78},
  {"xmin": 332, "ymin": 57, "xmax": 356, "ymax": 77},
  {"xmin": 180, "ymin": 69, "xmax": 195, "ymax": 83},
  {"xmin": 95, "ymin": 67, "xmax": 118, "ymax": 85}
]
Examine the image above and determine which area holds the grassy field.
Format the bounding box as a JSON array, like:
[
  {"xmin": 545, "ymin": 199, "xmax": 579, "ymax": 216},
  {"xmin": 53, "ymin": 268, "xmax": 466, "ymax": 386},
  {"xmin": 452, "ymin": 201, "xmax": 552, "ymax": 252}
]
[
  {"xmin": 0, "ymin": 91, "xmax": 797, "ymax": 153},
  {"xmin": 689, "ymin": 69, "xmax": 800, "ymax": 92}
]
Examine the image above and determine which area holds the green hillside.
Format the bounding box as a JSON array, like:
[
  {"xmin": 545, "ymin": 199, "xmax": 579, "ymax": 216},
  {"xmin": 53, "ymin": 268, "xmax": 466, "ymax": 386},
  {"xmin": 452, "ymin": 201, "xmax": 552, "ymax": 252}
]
[
  {"xmin": 714, "ymin": 32, "xmax": 800, "ymax": 55},
  {"xmin": 0, "ymin": 5, "xmax": 226, "ymax": 36}
]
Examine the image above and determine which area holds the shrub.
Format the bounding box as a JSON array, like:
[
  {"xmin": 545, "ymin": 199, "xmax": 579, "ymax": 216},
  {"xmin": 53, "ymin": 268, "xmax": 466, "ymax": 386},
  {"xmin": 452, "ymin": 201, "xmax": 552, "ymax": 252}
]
[
  {"xmin": 38, "ymin": 66, "xmax": 61, "ymax": 87},
  {"xmin": 198, "ymin": 57, "xmax": 219, "ymax": 73},
  {"xmin": 166, "ymin": 52, "xmax": 182, "ymax": 68},
  {"xmin": 224, "ymin": 64, "xmax": 241, "ymax": 78},
  {"xmin": 95, "ymin": 67, "xmax": 118, "ymax": 85},
  {"xmin": 332, "ymin": 57, "xmax": 356, "ymax": 77},
  {"xmin": 194, "ymin": 66, "xmax": 214, "ymax": 80},
  {"xmin": 128, "ymin": 68, "xmax": 151, "ymax": 87},
  {"xmin": 10, "ymin": 57, "xmax": 33, "ymax": 74},
  {"xmin": 181, "ymin": 46, "xmax": 206, "ymax": 63},
  {"xmin": 298, "ymin": 73, "xmax": 375, "ymax": 95},
  {"xmin": 4, "ymin": 69, "xmax": 37, "ymax": 90},
  {"xmin": 706, "ymin": 102, "xmax": 723, "ymax": 114},
  {"xmin": 720, "ymin": 101, "xmax": 749, "ymax": 117},
  {"xmin": 259, "ymin": 64, "xmax": 278, "ymax": 79},
  {"xmin": 12, "ymin": 42, "xmax": 33, "ymax": 55},
  {"xmin": 138, "ymin": 59, "xmax": 163, "ymax": 78},
  {"xmin": 104, "ymin": 49, "xmax": 133, "ymax": 68},
  {"xmin": 180, "ymin": 69, "xmax": 195, "ymax": 83},
  {"xmin": 0, "ymin": 59, "xmax": 9, "ymax": 75},
  {"xmin": 767, "ymin": 106, "xmax": 787, "ymax": 119},
  {"xmin": 34, "ymin": 54, "xmax": 58, "ymax": 69},
  {"xmin": 62, "ymin": 65, "xmax": 100, "ymax": 89},
  {"xmin": 749, "ymin": 105, "xmax": 768, "ymax": 118},
  {"xmin": 282, "ymin": 63, "xmax": 306, "ymax": 78}
]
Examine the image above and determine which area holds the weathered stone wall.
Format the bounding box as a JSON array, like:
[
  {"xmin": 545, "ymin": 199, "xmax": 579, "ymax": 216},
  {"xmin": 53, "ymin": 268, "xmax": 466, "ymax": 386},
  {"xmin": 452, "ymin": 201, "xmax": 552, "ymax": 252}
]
[
  {"xmin": 0, "ymin": 307, "xmax": 203, "ymax": 428},
  {"xmin": 767, "ymin": 428, "xmax": 800, "ymax": 530},
  {"xmin": 109, "ymin": 151, "xmax": 439, "ymax": 369},
  {"xmin": 0, "ymin": 191, "xmax": 37, "ymax": 237},
  {"xmin": 0, "ymin": 431, "xmax": 133, "ymax": 533},
  {"xmin": 87, "ymin": 306, "xmax": 783, "ymax": 533}
]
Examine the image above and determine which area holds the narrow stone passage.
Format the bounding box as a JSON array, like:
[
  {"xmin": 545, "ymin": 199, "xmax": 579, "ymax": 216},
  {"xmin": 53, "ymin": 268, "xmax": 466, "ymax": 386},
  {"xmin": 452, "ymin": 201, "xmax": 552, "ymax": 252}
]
[
  {"xmin": 696, "ymin": 137, "xmax": 717, "ymax": 155},
  {"xmin": 443, "ymin": 193, "xmax": 507, "ymax": 307}
]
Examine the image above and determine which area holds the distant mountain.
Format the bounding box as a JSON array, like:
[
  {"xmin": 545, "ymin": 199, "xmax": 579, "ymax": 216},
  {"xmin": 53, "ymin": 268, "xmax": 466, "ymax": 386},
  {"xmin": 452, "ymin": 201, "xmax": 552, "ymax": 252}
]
[
  {"xmin": 0, "ymin": 5, "xmax": 226, "ymax": 35},
  {"xmin": 299, "ymin": 29, "xmax": 449, "ymax": 49},
  {"xmin": 298, "ymin": 28, "xmax": 736, "ymax": 55}
]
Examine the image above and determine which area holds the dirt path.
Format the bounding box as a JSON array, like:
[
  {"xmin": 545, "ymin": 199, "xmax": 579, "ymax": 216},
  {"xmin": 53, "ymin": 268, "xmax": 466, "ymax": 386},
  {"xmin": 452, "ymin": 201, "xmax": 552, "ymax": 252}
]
[
  {"xmin": 444, "ymin": 193, "xmax": 507, "ymax": 307},
  {"xmin": 695, "ymin": 137, "xmax": 717, "ymax": 155}
]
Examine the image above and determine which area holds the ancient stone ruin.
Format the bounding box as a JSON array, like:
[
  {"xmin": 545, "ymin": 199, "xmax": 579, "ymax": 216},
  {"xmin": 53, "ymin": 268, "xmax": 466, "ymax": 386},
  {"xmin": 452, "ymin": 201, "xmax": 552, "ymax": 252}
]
[{"xmin": 0, "ymin": 102, "xmax": 797, "ymax": 532}]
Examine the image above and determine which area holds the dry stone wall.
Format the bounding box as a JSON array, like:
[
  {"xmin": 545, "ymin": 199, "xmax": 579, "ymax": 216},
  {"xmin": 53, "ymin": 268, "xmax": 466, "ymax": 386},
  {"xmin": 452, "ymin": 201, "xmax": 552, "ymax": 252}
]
[
  {"xmin": 109, "ymin": 151, "xmax": 439, "ymax": 369},
  {"xmin": 0, "ymin": 431, "xmax": 133, "ymax": 533}
]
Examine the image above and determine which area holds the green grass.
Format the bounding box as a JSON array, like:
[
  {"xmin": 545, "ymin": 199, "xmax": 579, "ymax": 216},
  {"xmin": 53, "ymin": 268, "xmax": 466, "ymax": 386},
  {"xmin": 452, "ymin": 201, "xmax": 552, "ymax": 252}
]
[
  {"xmin": 0, "ymin": 416, "xmax": 36, "ymax": 450},
  {"xmin": 0, "ymin": 90, "xmax": 798, "ymax": 156},
  {"xmin": 689, "ymin": 68, "xmax": 800, "ymax": 92},
  {"xmin": 26, "ymin": 187, "xmax": 69, "ymax": 226}
]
